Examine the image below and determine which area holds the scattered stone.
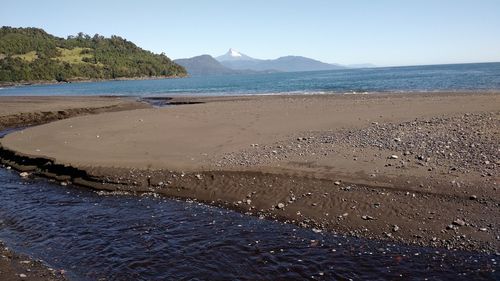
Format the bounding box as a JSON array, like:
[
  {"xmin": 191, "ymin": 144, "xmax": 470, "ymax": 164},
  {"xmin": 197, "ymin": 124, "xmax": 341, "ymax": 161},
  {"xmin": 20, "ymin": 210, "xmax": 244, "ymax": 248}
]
[
  {"xmin": 361, "ymin": 215, "xmax": 375, "ymax": 220},
  {"xmin": 19, "ymin": 172, "xmax": 29, "ymax": 178},
  {"xmin": 334, "ymin": 181, "xmax": 341, "ymax": 186},
  {"xmin": 469, "ymin": 195, "xmax": 477, "ymax": 200},
  {"xmin": 479, "ymin": 228, "xmax": 488, "ymax": 232},
  {"xmin": 393, "ymin": 225, "xmax": 400, "ymax": 232},
  {"xmin": 389, "ymin": 155, "xmax": 399, "ymax": 159},
  {"xmin": 19, "ymin": 274, "xmax": 27, "ymax": 278},
  {"xmin": 195, "ymin": 174, "xmax": 203, "ymax": 180},
  {"xmin": 276, "ymin": 203, "xmax": 285, "ymax": 209}
]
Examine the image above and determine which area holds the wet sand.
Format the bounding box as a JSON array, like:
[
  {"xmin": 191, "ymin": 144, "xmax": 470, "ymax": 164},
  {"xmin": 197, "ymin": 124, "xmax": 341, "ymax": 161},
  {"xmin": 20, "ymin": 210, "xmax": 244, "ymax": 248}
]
[
  {"xmin": 0, "ymin": 93, "xmax": 499, "ymax": 253},
  {"xmin": 0, "ymin": 241, "xmax": 66, "ymax": 281},
  {"xmin": 0, "ymin": 96, "xmax": 150, "ymax": 130}
]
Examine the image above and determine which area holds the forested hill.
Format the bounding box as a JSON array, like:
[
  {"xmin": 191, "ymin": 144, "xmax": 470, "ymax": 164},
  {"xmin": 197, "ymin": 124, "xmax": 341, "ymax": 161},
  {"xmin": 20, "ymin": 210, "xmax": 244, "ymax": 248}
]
[{"xmin": 0, "ymin": 26, "xmax": 187, "ymax": 83}]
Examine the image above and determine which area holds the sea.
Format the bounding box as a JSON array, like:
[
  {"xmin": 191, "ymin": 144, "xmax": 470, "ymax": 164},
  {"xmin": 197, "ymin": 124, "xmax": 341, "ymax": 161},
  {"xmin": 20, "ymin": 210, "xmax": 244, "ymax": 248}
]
[{"xmin": 1, "ymin": 62, "xmax": 500, "ymax": 97}]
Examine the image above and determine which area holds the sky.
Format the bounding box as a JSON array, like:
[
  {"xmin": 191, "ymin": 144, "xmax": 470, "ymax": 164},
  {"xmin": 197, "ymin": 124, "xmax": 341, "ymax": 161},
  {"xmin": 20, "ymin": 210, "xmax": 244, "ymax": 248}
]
[{"xmin": 1, "ymin": 0, "xmax": 499, "ymax": 66}]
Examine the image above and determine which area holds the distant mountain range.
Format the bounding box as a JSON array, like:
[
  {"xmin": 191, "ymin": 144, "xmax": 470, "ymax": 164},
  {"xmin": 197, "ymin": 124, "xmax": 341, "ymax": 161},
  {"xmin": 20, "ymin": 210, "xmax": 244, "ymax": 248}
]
[
  {"xmin": 174, "ymin": 55, "xmax": 237, "ymax": 76},
  {"xmin": 176, "ymin": 49, "xmax": 375, "ymax": 76},
  {"xmin": 216, "ymin": 49, "xmax": 345, "ymax": 72}
]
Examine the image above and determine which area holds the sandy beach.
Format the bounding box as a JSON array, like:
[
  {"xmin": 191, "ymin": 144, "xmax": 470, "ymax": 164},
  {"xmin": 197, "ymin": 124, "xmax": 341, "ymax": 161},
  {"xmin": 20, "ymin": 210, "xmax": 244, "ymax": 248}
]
[{"xmin": 0, "ymin": 93, "xmax": 499, "ymax": 254}]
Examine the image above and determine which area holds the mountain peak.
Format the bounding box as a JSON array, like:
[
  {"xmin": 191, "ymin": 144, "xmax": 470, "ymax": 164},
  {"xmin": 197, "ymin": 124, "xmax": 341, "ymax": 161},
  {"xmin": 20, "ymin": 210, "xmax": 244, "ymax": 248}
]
[
  {"xmin": 216, "ymin": 48, "xmax": 255, "ymax": 62},
  {"xmin": 228, "ymin": 48, "xmax": 242, "ymax": 57}
]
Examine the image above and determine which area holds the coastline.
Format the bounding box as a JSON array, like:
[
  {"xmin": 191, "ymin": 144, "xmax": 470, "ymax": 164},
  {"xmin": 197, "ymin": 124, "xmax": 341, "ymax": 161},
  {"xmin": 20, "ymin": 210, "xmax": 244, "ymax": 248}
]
[
  {"xmin": 0, "ymin": 93, "xmax": 498, "ymax": 255},
  {"xmin": 0, "ymin": 74, "xmax": 188, "ymax": 89}
]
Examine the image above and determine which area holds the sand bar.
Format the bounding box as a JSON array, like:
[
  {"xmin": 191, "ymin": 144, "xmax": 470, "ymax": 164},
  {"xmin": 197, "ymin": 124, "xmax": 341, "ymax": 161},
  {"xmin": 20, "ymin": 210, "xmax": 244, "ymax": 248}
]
[{"xmin": 0, "ymin": 92, "xmax": 499, "ymax": 252}]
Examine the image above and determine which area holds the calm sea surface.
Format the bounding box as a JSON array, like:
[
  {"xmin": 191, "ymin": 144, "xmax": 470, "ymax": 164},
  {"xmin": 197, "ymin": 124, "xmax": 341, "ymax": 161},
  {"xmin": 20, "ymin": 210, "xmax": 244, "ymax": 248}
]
[{"xmin": 1, "ymin": 63, "xmax": 500, "ymax": 97}]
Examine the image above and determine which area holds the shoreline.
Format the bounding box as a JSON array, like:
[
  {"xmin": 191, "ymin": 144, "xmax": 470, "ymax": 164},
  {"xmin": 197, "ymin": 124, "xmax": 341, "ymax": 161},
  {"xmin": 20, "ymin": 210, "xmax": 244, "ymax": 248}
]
[
  {"xmin": 0, "ymin": 240, "xmax": 66, "ymax": 281},
  {"xmin": 0, "ymin": 93, "xmax": 498, "ymax": 254},
  {"xmin": 0, "ymin": 74, "xmax": 188, "ymax": 89},
  {"xmin": 0, "ymin": 96, "xmax": 149, "ymax": 280}
]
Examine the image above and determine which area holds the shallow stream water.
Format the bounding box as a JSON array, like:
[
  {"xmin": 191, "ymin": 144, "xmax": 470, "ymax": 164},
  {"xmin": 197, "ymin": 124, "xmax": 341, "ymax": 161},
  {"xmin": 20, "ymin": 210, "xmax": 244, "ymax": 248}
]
[{"xmin": 0, "ymin": 127, "xmax": 498, "ymax": 280}]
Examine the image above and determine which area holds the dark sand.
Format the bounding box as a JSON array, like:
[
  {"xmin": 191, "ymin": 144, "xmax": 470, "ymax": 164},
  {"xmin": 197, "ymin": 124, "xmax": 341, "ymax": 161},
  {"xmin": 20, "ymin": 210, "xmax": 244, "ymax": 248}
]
[{"xmin": 0, "ymin": 93, "xmax": 499, "ymax": 255}]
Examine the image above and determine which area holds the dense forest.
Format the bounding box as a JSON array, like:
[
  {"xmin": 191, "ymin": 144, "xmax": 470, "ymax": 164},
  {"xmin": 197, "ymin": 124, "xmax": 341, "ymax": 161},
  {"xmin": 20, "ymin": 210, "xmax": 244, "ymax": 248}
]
[{"xmin": 0, "ymin": 26, "xmax": 186, "ymax": 83}]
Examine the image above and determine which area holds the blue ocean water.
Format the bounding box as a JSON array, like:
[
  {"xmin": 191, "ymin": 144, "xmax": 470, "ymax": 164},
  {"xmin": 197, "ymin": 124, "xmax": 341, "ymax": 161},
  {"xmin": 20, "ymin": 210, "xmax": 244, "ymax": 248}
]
[{"xmin": 1, "ymin": 62, "xmax": 499, "ymax": 97}]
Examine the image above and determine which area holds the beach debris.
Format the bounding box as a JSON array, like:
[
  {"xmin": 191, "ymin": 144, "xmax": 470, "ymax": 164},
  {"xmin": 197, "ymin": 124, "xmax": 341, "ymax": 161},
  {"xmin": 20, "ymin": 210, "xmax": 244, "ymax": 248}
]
[
  {"xmin": 276, "ymin": 202, "xmax": 285, "ymax": 209},
  {"xmin": 19, "ymin": 172, "xmax": 30, "ymax": 178},
  {"xmin": 452, "ymin": 219, "xmax": 466, "ymax": 226},
  {"xmin": 361, "ymin": 215, "xmax": 375, "ymax": 220}
]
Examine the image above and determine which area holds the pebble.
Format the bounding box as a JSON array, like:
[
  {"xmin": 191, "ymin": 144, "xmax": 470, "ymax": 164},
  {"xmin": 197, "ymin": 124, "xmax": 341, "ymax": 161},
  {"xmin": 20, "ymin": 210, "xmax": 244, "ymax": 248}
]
[
  {"xmin": 19, "ymin": 172, "xmax": 29, "ymax": 178},
  {"xmin": 469, "ymin": 195, "xmax": 477, "ymax": 200},
  {"xmin": 393, "ymin": 225, "xmax": 400, "ymax": 232},
  {"xmin": 19, "ymin": 274, "xmax": 27, "ymax": 278},
  {"xmin": 195, "ymin": 174, "xmax": 203, "ymax": 180},
  {"xmin": 361, "ymin": 215, "xmax": 375, "ymax": 220},
  {"xmin": 389, "ymin": 155, "xmax": 399, "ymax": 159},
  {"xmin": 334, "ymin": 181, "xmax": 341, "ymax": 186},
  {"xmin": 452, "ymin": 219, "xmax": 466, "ymax": 226},
  {"xmin": 276, "ymin": 203, "xmax": 285, "ymax": 209}
]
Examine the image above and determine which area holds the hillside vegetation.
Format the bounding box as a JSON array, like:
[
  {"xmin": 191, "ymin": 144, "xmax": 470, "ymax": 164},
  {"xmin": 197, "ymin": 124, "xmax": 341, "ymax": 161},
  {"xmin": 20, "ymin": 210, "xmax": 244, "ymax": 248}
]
[{"xmin": 0, "ymin": 26, "xmax": 186, "ymax": 83}]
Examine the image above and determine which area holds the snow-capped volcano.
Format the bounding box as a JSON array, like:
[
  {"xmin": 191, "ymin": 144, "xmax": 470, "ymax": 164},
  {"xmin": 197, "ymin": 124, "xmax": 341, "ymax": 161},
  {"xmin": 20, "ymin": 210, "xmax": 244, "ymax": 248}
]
[
  {"xmin": 228, "ymin": 48, "xmax": 242, "ymax": 57},
  {"xmin": 216, "ymin": 48, "xmax": 256, "ymax": 61}
]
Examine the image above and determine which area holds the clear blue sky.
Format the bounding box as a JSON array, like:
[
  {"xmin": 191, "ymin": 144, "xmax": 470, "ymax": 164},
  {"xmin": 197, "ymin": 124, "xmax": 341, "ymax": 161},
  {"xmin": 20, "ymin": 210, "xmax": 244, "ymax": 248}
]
[{"xmin": 2, "ymin": 0, "xmax": 499, "ymax": 66}]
